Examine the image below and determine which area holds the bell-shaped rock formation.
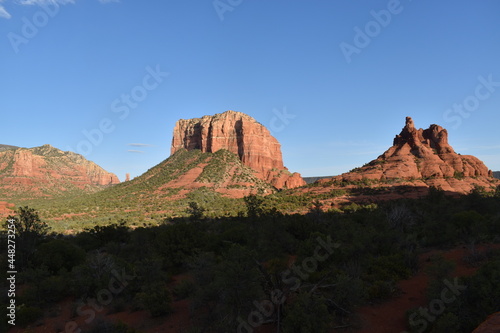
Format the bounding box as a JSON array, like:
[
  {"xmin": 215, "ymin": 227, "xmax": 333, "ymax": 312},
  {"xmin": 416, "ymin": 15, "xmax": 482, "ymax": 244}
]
[
  {"xmin": 381, "ymin": 116, "xmax": 490, "ymax": 179},
  {"xmin": 171, "ymin": 110, "xmax": 305, "ymax": 189},
  {"xmin": 331, "ymin": 117, "xmax": 498, "ymax": 194}
]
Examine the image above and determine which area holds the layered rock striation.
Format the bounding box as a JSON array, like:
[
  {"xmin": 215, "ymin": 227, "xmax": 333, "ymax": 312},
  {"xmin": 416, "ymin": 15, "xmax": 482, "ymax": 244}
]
[
  {"xmin": 0, "ymin": 144, "xmax": 119, "ymax": 199},
  {"xmin": 171, "ymin": 110, "xmax": 305, "ymax": 189}
]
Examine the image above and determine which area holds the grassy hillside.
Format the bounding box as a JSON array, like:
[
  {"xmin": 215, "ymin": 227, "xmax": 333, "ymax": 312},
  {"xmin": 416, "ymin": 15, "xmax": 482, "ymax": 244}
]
[{"xmin": 27, "ymin": 149, "xmax": 278, "ymax": 231}]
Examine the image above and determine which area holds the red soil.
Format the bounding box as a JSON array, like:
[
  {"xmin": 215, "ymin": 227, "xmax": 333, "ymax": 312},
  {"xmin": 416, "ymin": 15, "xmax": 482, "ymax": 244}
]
[
  {"xmin": 356, "ymin": 244, "xmax": 500, "ymax": 333},
  {"xmin": 0, "ymin": 201, "xmax": 15, "ymax": 218}
]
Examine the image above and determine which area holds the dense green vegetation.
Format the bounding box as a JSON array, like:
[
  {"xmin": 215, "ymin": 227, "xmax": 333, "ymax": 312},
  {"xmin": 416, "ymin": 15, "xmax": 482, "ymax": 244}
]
[
  {"xmin": 1, "ymin": 188, "xmax": 499, "ymax": 332},
  {"xmin": 406, "ymin": 253, "xmax": 500, "ymax": 333},
  {"xmin": 8, "ymin": 148, "xmax": 499, "ymax": 236},
  {"xmin": 16, "ymin": 149, "xmax": 280, "ymax": 230}
]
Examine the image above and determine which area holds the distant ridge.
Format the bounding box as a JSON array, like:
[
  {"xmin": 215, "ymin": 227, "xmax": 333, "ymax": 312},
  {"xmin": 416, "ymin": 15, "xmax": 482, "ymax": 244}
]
[
  {"xmin": 494, "ymin": 171, "xmax": 500, "ymax": 180},
  {"xmin": 303, "ymin": 176, "xmax": 333, "ymax": 184},
  {"xmin": 0, "ymin": 144, "xmax": 120, "ymax": 200},
  {"xmin": 0, "ymin": 144, "xmax": 19, "ymax": 152}
]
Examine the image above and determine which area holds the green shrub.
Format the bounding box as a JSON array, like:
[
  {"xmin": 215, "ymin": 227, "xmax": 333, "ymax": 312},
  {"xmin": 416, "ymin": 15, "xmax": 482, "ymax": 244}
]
[
  {"xmin": 364, "ymin": 254, "xmax": 410, "ymax": 301},
  {"xmin": 137, "ymin": 284, "xmax": 173, "ymax": 317},
  {"xmin": 39, "ymin": 274, "xmax": 71, "ymax": 303},
  {"xmin": 329, "ymin": 189, "xmax": 347, "ymax": 197},
  {"xmin": 367, "ymin": 253, "xmax": 411, "ymax": 282},
  {"xmin": 430, "ymin": 312, "xmax": 460, "ymax": 333},
  {"xmin": 282, "ymin": 292, "xmax": 331, "ymax": 333},
  {"xmin": 16, "ymin": 305, "xmax": 43, "ymax": 327},
  {"xmin": 35, "ymin": 239, "xmax": 86, "ymax": 273},
  {"xmin": 84, "ymin": 220, "xmax": 130, "ymax": 247},
  {"xmin": 173, "ymin": 278, "xmax": 196, "ymax": 300},
  {"xmin": 367, "ymin": 280, "xmax": 396, "ymax": 300},
  {"xmin": 186, "ymin": 201, "xmax": 205, "ymax": 220},
  {"xmin": 328, "ymin": 273, "xmax": 364, "ymax": 315},
  {"xmin": 425, "ymin": 255, "xmax": 455, "ymax": 281}
]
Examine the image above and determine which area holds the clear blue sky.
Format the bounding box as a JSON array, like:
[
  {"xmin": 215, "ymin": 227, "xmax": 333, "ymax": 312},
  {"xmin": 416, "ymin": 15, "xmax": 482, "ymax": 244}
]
[{"xmin": 1, "ymin": 0, "xmax": 499, "ymax": 181}]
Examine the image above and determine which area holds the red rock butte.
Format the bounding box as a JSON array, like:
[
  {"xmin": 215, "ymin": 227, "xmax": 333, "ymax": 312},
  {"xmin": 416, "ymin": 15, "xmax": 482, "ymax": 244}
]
[
  {"xmin": 170, "ymin": 110, "xmax": 305, "ymax": 189},
  {"xmin": 331, "ymin": 116, "xmax": 498, "ymax": 193}
]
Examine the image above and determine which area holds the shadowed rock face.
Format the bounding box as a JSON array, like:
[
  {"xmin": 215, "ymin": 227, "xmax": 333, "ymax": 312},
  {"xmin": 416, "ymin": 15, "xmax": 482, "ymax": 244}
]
[
  {"xmin": 171, "ymin": 110, "xmax": 305, "ymax": 189},
  {"xmin": 332, "ymin": 117, "xmax": 498, "ymax": 193},
  {"xmin": 383, "ymin": 116, "xmax": 490, "ymax": 179},
  {"xmin": 0, "ymin": 144, "xmax": 120, "ymax": 199},
  {"xmin": 473, "ymin": 312, "xmax": 500, "ymax": 333}
]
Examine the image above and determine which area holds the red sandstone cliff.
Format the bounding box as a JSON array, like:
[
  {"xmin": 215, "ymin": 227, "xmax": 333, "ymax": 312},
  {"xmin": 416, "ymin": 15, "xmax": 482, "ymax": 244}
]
[
  {"xmin": 170, "ymin": 110, "xmax": 305, "ymax": 189},
  {"xmin": 328, "ymin": 117, "xmax": 498, "ymax": 194},
  {"xmin": 0, "ymin": 144, "xmax": 119, "ymax": 199}
]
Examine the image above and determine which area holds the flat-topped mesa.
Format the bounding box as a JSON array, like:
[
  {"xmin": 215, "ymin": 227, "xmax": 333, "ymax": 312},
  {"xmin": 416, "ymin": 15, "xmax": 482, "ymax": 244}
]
[
  {"xmin": 332, "ymin": 117, "xmax": 498, "ymax": 194},
  {"xmin": 171, "ymin": 110, "xmax": 305, "ymax": 189}
]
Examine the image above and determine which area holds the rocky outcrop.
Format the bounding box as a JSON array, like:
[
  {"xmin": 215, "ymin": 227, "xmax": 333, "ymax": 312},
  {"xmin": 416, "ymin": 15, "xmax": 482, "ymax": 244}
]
[
  {"xmin": 171, "ymin": 110, "xmax": 305, "ymax": 189},
  {"xmin": 330, "ymin": 117, "xmax": 498, "ymax": 194},
  {"xmin": 472, "ymin": 312, "xmax": 500, "ymax": 333},
  {"xmin": 387, "ymin": 117, "xmax": 490, "ymax": 178},
  {"xmin": 0, "ymin": 144, "xmax": 119, "ymax": 199},
  {"xmin": 114, "ymin": 148, "xmax": 277, "ymax": 201}
]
